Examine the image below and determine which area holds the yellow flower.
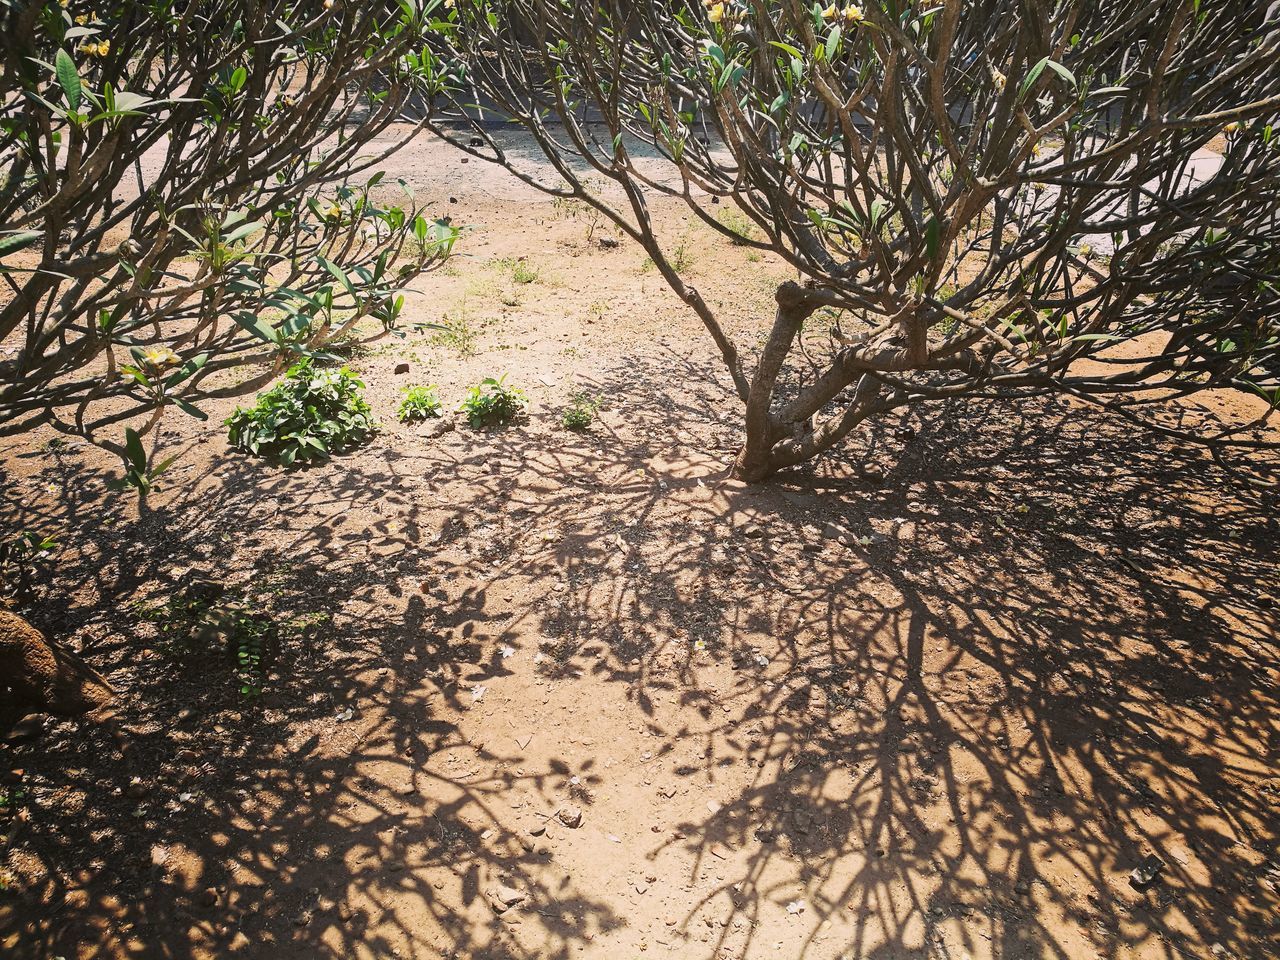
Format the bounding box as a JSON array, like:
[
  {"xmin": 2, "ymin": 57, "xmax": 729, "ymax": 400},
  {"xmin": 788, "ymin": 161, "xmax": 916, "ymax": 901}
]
[
  {"xmin": 97, "ymin": 38, "xmax": 109, "ymax": 55},
  {"xmin": 991, "ymin": 68, "xmax": 1007, "ymax": 91},
  {"xmin": 141, "ymin": 346, "xmax": 180, "ymax": 369},
  {"xmin": 842, "ymin": 4, "xmax": 863, "ymax": 23},
  {"xmin": 1223, "ymin": 121, "xmax": 1240, "ymax": 136},
  {"xmin": 708, "ymin": 2, "xmax": 725, "ymax": 22},
  {"xmin": 324, "ymin": 203, "xmax": 342, "ymax": 220},
  {"xmin": 75, "ymin": 13, "xmax": 89, "ymax": 23},
  {"xmin": 822, "ymin": 4, "xmax": 838, "ymax": 20}
]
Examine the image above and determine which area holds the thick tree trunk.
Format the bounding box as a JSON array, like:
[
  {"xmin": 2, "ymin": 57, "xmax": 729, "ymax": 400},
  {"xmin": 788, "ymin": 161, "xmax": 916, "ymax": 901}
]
[
  {"xmin": 731, "ymin": 282, "xmax": 816, "ymax": 482},
  {"xmin": 0, "ymin": 609, "xmax": 114, "ymax": 731}
]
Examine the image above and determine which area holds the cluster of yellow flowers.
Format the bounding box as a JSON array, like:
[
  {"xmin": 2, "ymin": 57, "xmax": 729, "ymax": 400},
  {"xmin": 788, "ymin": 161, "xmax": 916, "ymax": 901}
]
[
  {"xmin": 704, "ymin": 0, "xmax": 734, "ymax": 24},
  {"xmin": 140, "ymin": 346, "xmax": 181, "ymax": 369},
  {"xmin": 77, "ymin": 38, "xmax": 110, "ymax": 57},
  {"xmin": 821, "ymin": 4, "xmax": 864, "ymax": 24}
]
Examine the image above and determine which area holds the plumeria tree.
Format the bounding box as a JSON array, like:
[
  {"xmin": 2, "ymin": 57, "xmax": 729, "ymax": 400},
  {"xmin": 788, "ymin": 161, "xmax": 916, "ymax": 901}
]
[
  {"xmin": 0, "ymin": 0, "xmax": 459, "ymax": 477},
  {"xmin": 425, "ymin": 0, "xmax": 1280, "ymax": 480}
]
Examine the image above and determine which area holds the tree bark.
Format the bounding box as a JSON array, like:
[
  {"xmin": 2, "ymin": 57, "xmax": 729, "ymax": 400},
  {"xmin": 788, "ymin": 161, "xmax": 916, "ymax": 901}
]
[
  {"xmin": 732, "ymin": 282, "xmax": 816, "ymax": 482},
  {"xmin": 0, "ymin": 609, "xmax": 114, "ymax": 732}
]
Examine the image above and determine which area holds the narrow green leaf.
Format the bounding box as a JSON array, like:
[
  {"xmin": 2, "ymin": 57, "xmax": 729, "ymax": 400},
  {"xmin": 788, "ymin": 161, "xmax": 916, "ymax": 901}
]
[
  {"xmin": 0, "ymin": 231, "xmax": 42, "ymax": 258},
  {"xmin": 171, "ymin": 397, "xmax": 208, "ymax": 421},
  {"xmin": 55, "ymin": 49, "xmax": 82, "ymax": 112},
  {"xmin": 124, "ymin": 428, "xmax": 147, "ymax": 471}
]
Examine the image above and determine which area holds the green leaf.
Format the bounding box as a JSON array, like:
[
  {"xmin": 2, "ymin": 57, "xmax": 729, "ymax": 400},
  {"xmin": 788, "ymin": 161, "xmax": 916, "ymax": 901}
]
[
  {"xmin": 55, "ymin": 49, "xmax": 82, "ymax": 113},
  {"xmin": 0, "ymin": 231, "xmax": 42, "ymax": 258},
  {"xmin": 231, "ymin": 310, "xmax": 279, "ymax": 343},
  {"xmin": 1045, "ymin": 60, "xmax": 1077, "ymax": 88},
  {"xmin": 171, "ymin": 397, "xmax": 208, "ymax": 420},
  {"xmin": 164, "ymin": 352, "xmax": 209, "ymax": 388},
  {"xmin": 1018, "ymin": 57, "xmax": 1049, "ymax": 100},
  {"xmin": 317, "ymin": 256, "xmax": 357, "ymax": 299},
  {"xmin": 124, "ymin": 428, "xmax": 147, "ymax": 472},
  {"xmin": 925, "ymin": 217, "xmax": 940, "ymax": 260},
  {"xmin": 223, "ymin": 221, "xmax": 265, "ymax": 244},
  {"xmin": 825, "ymin": 25, "xmax": 842, "ymax": 62}
]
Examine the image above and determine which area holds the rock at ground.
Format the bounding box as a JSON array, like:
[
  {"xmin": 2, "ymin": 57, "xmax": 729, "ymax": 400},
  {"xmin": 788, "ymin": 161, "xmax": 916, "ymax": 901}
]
[
  {"xmin": 487, "ymin": 885, "xmax": 527, "ymax": 913},
  {"xmin": 557, "ymin": 806, "xmax": 583, "ymax": 828},
  {"xmin": 1129, "ymin": 854, "xmax": 1164, "ymax": 890},
  {"xmin": 0, "ymin": 610, "xmax": 114, "ymax": 731},
  {"xmin": 394, "ymin": 362, "xmax": 410, "ymax": 375},
  {"xmin": 421, "ymin": 418, "xmax": 455, "ymax": 439}
]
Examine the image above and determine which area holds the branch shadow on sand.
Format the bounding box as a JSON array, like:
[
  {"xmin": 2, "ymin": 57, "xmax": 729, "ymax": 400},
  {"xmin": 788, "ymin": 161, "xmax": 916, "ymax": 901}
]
[{"xmin": 2, "ymin": 349, "xmax": 1278, "ymax": 959}]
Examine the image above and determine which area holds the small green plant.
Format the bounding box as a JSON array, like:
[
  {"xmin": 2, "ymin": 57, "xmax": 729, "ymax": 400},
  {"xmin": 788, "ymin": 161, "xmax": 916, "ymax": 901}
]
[
  {"xmin": 0, "ymin": 785, "xmax": 27, "ymax": 817},
  {"xmin": 511, "ymin": 260, "xmax": 539, "ymax": 285},
  {"xmin": 458, "ymin": 375, "xmax": 527, "ymax": 428},
  {"xmin": 561, "ymin": 392, "xmax": 601, "ymax": 431},
  {"xmin": 0, "ymin": 530, "xmax": 58, "ymax": 601},
  {"xmin": 228, "ymin": 611, "xmax": 276, "ymax": 697},
  {"xmin": 431, "ymin": 309, "xmax": 478, "ymax": 357},
  {"xmin": 132, "ymin": 582, "xmax": 278, "ymax": 696},
  {"xmin": 225, "ymin": 359, "xmax": 374, "ymax": 466},
  {"xmin": 716, "ymin": 206, "xmax": 758, "ymax": 246},
  {"xmin": 397, "ymin": 384, "xmax": 443, "ymax": 423},
  {"xmin": 641, "ymin": 232, "xmax": 694, "ymax": 274}
]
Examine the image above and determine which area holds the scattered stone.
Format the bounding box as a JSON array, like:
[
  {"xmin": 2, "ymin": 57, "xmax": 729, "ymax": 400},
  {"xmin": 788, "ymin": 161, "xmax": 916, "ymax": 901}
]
[
  {"xmin": 197, "ymin": 887, "xmax": 219, "ymax": 909},
  {"xmin": 821, "ymin": 521, "xmax": 845, "ymax": 540},
  {"xmin": 488, "ymin": 885, "xmax": 527, "ymax": 913},
  {"xmin": 1129, "ymin": 854, "xmax": 1164, "ymax": 890},
  {"xmin": 421, "ymin": 418, "xmax": 455, "ymax": 439},
  {"xmin": 496, "ymin": 885, "xmax": 526, "ymax": 907},
  {"xmin": 126, "ymin": 778, "xmax": 149, "ymax": 800},
  {"xmin": 740, "ymin": 523, "xmax": 765, "ymax": 539},
  {"xmin": 557, "ymin": 806, "xmax": 583, "ymax": 828},
  {"xmin": 528, "ymin": 822, "xmax": 546, "ymax": 837}
]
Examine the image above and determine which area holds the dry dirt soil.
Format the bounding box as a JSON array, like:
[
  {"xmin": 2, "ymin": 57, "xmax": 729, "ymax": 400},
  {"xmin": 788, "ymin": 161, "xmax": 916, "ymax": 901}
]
[{"xmin": 2, "ymin": 133, "xmax": 1279, "ymax": 960}]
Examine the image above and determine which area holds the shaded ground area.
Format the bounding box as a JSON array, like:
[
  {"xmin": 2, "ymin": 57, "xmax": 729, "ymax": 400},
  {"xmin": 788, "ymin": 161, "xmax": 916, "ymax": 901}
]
[{"xmin": 2, "ymin": 136, "xmax": 1279, "ymax": 960}]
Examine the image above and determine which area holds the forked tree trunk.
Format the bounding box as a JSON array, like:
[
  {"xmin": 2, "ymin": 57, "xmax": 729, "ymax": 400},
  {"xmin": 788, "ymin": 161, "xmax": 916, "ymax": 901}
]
[
  {"xmin": 732, "ymin": 283, "xmax": 813, "ymax": 482},
  {"xmin": 731, "ymin": 282, "xmax": 893, "ymax": 482},
  {"xmin": 0, "ymin": 609, "xmax": 114, "ymax": 731}
]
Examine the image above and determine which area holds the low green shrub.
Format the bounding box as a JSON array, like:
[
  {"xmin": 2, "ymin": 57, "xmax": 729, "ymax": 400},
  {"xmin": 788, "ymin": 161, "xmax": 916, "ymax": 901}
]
[
  {"xmin": 225, "ymin": 360, "xmax": 374, "ymax": 466},
  {"xmin": 561, "ymin": 391, "xmax": 601, "ymax": 431},
  {"xmin": 397, "ymin": 384, "xmax": 443, "ymax": 422},
  {"xmin": 458, "ymin": 375, "xmax": 527, "ymax": 428}
]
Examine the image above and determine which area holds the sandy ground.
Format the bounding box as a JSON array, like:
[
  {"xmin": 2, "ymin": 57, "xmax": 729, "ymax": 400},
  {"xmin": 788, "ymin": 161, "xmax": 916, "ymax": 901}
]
[{"xmin": 2, "ymin": 132, "xmax": 1279, "ymax": 960}]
